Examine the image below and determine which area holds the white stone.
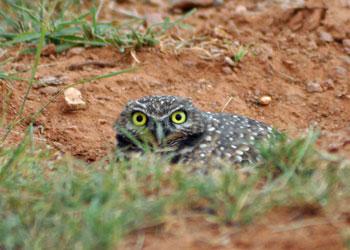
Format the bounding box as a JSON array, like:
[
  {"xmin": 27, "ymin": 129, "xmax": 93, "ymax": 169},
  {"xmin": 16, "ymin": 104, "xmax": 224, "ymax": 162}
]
[
  {"xmin": 319, "ymin": 31, "xmax": 334, "ymax": 42},
  {"xmin": 235, "ymin": 5, "xmax": 247, "ymax": 14},
  {"xmin": 63, "ymin": 87, "xmax": 86, "ymax": 111},
  {"xmin": 258, "ymin": 95, "xmax": 272, "ymax": 106}
]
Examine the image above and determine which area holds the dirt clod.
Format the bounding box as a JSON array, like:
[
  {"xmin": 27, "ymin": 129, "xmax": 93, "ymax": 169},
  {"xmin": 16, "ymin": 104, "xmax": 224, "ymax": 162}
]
[
  {"xmin": 306, "ymin": 80, "xmax": 323, "ymax": 93},
  {"xmin": 34, "ymin": 75, "xmax": 67, "ymax": 88}
]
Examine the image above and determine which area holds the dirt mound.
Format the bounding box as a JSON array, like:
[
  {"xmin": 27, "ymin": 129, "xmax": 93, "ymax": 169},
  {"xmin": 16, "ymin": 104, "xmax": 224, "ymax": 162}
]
[{"xmin": 122, "ymin": 207, "xmax": 346, "ymax": 250}]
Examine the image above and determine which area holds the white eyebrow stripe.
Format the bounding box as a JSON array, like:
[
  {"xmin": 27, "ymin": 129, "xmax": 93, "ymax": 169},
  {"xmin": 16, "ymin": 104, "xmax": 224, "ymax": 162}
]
[
  {"xmin": 158, "ymin": 107, "xmax": 185, "ymax": 120},
  {"xmin": 134, "ymin": 101, "xmax": 147, "ymax": 109}
]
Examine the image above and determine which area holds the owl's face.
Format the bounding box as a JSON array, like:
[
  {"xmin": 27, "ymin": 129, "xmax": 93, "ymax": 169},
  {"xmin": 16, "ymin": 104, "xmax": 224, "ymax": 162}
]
[{"xmin": 115, "ymin": 96, "xmax": 206, "ymax": 151}]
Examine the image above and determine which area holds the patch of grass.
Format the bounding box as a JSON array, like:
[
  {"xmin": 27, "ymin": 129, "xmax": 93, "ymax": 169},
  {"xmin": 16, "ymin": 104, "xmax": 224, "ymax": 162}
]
[
  {"xmin": 0, "ymin": 0, "xmax": 193, "ymax": 53},
  {"xmin": 0, "ymin": 130, "xmax": 349, "ymax": 249},
  {"xmin": 232, "ymin": 46, "xmax": 248, "ymax": 63}
]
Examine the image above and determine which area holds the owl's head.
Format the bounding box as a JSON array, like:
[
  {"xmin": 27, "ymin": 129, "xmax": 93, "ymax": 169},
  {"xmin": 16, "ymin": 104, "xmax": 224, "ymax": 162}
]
[{"xmin": 115, "ymin": 96, "xmax": 206, "ymax": 151}]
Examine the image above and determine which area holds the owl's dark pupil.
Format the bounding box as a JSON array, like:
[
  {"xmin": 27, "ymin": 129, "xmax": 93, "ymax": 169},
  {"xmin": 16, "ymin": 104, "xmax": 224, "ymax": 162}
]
[
  {"xmin": 175, "ymin": 114, "xmax": 182, "ymax": 120},
  {"xmin": 136, "ymin": 115, "xmax": 143, "ymax": 122}
]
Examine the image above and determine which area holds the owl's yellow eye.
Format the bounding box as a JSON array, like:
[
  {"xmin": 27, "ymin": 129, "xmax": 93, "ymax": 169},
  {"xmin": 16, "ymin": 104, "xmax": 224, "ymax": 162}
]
[
  {"xmin": 132, "ymin": 112, "xmax": 147, "ymax": 126},
  {"xmin": 171, "ymin": 111, "xmax": 187, "ymax": 124}
]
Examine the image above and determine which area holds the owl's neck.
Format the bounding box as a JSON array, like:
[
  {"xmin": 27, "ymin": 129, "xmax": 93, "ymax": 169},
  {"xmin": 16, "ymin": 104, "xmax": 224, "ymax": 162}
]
[{"xmin": 169, "ymin": 132, "xmax": 205, "ymax": 163}]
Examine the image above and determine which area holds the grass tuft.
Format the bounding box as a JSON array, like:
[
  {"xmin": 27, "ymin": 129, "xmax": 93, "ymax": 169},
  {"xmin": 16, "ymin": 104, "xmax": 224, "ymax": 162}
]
[
  {"xmin": 0, "ymin": 131, "xmax": 349, "ymax": 249},
  {"xmin": 232, "ymin": 46, "xmax": 248, "ymax": 63},
  {"xmin": 0, "ymin": 0, "xmax": 193, "ymax": 53}
]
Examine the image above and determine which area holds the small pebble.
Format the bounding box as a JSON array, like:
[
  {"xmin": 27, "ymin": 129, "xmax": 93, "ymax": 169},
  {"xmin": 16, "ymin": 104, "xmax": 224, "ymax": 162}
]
[
  {"xmin": 224, "ymin": 56, "xmax": 235, "ymax": 66},
  {"xmin": 319, "ymin": 31, "xmax": 334, "ymax": 42},
  {"xmin": 306, "ymin": 80, "xmax": 323, "ymax": 93},
  {"xmin": 235, "ymin": 5, "xmax": 247, "ymax": 14},
  {"xmin": 323, "ymin": 79, "xmax": 334, "ymax": 89},
  {"xmin": 63, "ymin": 87, "xmax": 86, "ymax": 111},
  {"xmin": 258, "ymin": 95, "xmax": 272, "ymax": 106}
]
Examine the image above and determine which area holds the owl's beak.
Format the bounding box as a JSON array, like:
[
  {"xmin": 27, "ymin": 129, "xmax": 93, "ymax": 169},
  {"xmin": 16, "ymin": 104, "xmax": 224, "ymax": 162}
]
[{"xmin": 155, "ymin": 122, "xmax": 165, "ymax": 145}]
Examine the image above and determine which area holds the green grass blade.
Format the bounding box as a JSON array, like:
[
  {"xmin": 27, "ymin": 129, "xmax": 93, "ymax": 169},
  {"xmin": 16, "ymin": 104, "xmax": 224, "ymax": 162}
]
[{"xmin": 2, "ymin": 32, "xmax": 41, "ymax": 45}]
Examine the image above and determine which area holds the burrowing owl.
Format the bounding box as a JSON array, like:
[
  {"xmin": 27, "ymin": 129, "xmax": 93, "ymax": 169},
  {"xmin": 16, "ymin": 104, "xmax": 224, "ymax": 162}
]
[{"xmin": 114, "ymin": 96, "xmax": 274, "ymax": 165}]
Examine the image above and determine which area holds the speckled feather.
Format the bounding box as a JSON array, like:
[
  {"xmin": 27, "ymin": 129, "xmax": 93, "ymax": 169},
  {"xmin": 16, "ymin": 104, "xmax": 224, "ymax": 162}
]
[{"xmin": 114, "ymin": 96, "xmax": 274, "ymax": 165}]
